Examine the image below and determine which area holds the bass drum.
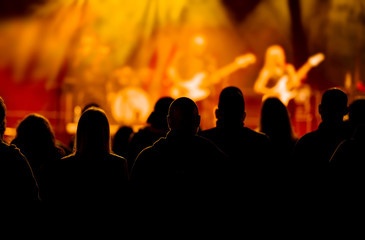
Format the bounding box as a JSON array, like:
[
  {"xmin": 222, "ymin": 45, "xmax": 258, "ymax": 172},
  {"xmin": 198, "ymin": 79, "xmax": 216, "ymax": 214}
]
[{"xmin": 111, "ymin": 87, "xmax": 151, "ymax": 126}]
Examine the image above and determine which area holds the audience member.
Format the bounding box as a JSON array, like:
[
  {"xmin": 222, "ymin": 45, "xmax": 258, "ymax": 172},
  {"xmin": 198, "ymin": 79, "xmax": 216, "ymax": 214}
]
[
  {"xmin": 11, "ymin": 113, "xmax": 66, "ymax": 199},
  {"xmin": 68, "ymin": 102, "xmax": 101, "ymax": 151},
  {"xmin": 42, "ymin": 107, "xmax": 129, "ymax": 217},
  {"xmin": 345, "ymin": 97, "xmax": 365, "ymax": 136},
  {"xmin": 257, "ymin": 96, "xmax": 298, "ymax": 204},
  {"xmin": 294, "ymin": 87, "xmax": 350, "ymax": 174},
  {"xmin": 112, "ymin": 125, "xmax": 134, "ymax": 158},
  {"xmin": 329, "ymin": 98, "xmax": 365, "ymax": 210},
  {"xmin": 0, "ymin": 97, "xmax": 39, "ymax": 206},
  {"xmin": 198, "ymin": 86, "xmax": 272, "ymax": 209},
  {"xmin": 129, "ymin": 97, "xmax": 229, "ymax": 222},
  {"xmin": 258, "ymin": 96, "xmax": 298, "ymax": 166},
  {"xmin": 293, "ymin": 87, "xmax": 351, "ymax": 215},
  {"xmin": 127, "ymin": 96, "xmax": 174, "ymax": 171}
]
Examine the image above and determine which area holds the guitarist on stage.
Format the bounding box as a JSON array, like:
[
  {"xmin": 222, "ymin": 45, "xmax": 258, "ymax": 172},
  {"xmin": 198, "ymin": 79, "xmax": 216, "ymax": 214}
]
[{"xmin": 254, "ymin": 44, "xmax": 324, "ymax": 107}]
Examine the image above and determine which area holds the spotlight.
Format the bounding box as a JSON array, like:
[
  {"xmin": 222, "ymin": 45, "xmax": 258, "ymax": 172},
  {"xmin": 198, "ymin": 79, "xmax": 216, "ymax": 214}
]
[{"xmin": 194, "ymin": 35, "xmax": 205, "ymax": 46}]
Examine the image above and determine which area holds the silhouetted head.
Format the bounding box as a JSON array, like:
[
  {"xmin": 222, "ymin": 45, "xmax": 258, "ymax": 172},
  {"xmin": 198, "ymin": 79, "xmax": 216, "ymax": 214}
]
[
  {"xmin": 167, "ymin": 97, "xmax": 200, "ymax": 135},
  {"xmin": 147, "ymin": 96, "xmax": 174, "ymax": 130},
  {"xmin": 82, "ymin": 102, "xmax": 101, "ymax": 113},
  {"xmin": 112, "ymin": 125, "xmax": 134, "ymax": 155},
  {"xmin": 215, "ymin": 86, "xmax": 246, "ymax": 127},
  {"xmin": 259, "ymin": 97, "xmax": 295, "ymax": 140},
  {"xmin": 348, "ymin": 97, "xmax": 365, "ymax": 127},
  {"xmin": 14, "ymin": 113, "xmax": 56, "ymax": 149},
  {"xmin": 319, "ymin": 87, "xmax": 348, "ymax": 123},
  {"xmin": 12, "ymin": 113, "xmax": 58, "ymax": 170},
  {"xmin": 0, "ymin": 97, "xmax": 6, "ymax": 138},
  {"xmin": 76, "ymin": 107, "xmax": 110, "ymax": 157}
]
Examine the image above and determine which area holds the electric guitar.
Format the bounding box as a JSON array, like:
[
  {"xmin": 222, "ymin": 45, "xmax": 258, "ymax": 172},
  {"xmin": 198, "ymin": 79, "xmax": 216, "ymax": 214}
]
[
  {"xmin": 169, "ymin": 53, "xmax": 256, "ymax": 101},
  {"xmin": 260, "ymin": 52, "xmax": 325, "ymax": 106}
]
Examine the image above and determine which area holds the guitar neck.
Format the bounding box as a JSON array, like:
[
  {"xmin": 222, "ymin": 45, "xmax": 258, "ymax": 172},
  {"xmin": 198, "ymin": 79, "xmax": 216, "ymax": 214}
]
[
  {"xmin": 296, "ymin": 61, "xmax": 313, "ymax": 81},
  {"xmin": 211, "ymin": 62, "xmax": 245, "ymax": 82},
  {"xmin": 296, "ymin": 54, "xmax": 324, "ymax": 81}
]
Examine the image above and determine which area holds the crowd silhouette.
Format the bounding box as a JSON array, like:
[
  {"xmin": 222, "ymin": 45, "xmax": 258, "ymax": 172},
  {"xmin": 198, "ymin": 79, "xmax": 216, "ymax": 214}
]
[
  {"xmin": 328, "ymin": 97, "xmax": 365, "ymax": 214},
  {"xmin": 130, "ymin": 97, "xmax": 228, "ymax": 224},
  {"xmin": 257, "ymin": 96, "xmax": 299, "ymax": 211},
  {"xmin": 0, "ymin": 97, "xmax": 39, "ymax": 207},
  {"xmin": 198, "ymin": 86, "xmax": 272, "ymax": 218},
  {"xmin": 293, "ymin": 87, "xmax": 351, "ymax": 208},
  {"xmin": 40, "ymin": 107, "xmax": 129, "ymax": 215},
  {"xmin": 10, "ymin": 113, "xmax": 66, "ymax": 199},
  {"xmin": 1, "ymin": 84, "xmax": 363, "ymax": 229},
  {"xmin": 126, "ymin": 96, "xmax": 174, "ymax": 173}
]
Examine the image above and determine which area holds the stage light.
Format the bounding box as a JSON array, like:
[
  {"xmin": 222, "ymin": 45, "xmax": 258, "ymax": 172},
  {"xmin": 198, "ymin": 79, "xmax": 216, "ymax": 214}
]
[
  {"xmin": 194, "ymin": 35, "xmax": 205, "ymax": 46},
  {"xmin": 110, "ymin": 87, "xmax": 151, "ymax": 126}
]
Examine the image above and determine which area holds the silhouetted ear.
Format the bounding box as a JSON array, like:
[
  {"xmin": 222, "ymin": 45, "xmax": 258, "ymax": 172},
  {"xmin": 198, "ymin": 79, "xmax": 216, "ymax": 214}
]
[
  {"xmin": 215, "ymin": 108, "xmax": 220, "ymax": 120},
  {"xmin": 318, "ymin": 104, "xmax": 323, "ymax": 115}
]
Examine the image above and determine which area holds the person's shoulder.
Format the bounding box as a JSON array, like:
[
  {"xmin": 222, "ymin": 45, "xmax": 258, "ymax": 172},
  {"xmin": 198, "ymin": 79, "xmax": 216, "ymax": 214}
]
[
  {"xmin": 135, "ymin": 144, "xmax": 158, "ymax": 160},
  {"xmin": 0, "ymin": 141, "xmax": 26, "ymax": 159},
  {"xmin": 335, "ymin": 138, "xmax": 353, "ymax": 150},
  {"xmin": 61, "ymin": 153, "xmax": 76, "ymax": 161},
  {"xmin": 243, "ymin": 127, "xmax": 270, "ymax": 141},
  {"xmin": 296, "ymin": 130, "xmax": 318, "ymax": 143},
  {"xmin": 199, "ymin": 127, "xmax": 217, "ymax": 135},
  {"xmin": 293, "ymin": 131, "xmax": 321, "ymax": 153},
  {"xmin": 134, "ymin": 137, "xmax": 168, "ymax": 161},
  {"xmin": 192, "ymin": 135, "xmax": 229, "ymax": 162},
  {"xmin": 195, "ymin": 134, "xmax": 226, "ymax": 151},
  {"xmin": 131, "ymin": 127, "xmax": 152, "ymax": 138},
  {"xmin": 56, "ymin": 154, "xmax": 76, "ymax": 168},
  {"xmin": 1, "ymin": 140, "xmax": 16, "ymax": 150},
  {"xmin": 131, "ymin": 143, "xmax": 161, "ymax": 173},
  {"xmin": 107, "ymin": 153, "xmax": 129, "ymax": 170},
  {"xmin": 147, "ymin": 136, "xmax": 167, "ymax": 149},
  {"xmin": 195, "ymin": 133, "xmax": 217, "ymax": 143},
  {"xmin": 109, "ymin": 152, "xmax": 128, "ymax": 162},
  {"xmin": 198, "ymin": 127, "xmax": 218, "ymax": 140}
]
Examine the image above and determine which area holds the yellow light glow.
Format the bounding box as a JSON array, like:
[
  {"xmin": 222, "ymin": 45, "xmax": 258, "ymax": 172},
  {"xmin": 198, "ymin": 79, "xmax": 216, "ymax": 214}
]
[
  {"xmin": 111, "ymin": 87, "xmax": 151, "ymax": 126},
  {"xmin": 4, "ymin": 127, "xmax": 16, "ymax": 137},
  {"xmin": 0, "ymin": 0, "xmax": 237, "ymax": 132},
  {"xmin": 194, "ymin": 35, "xmax": 205, "ymax": 45}
]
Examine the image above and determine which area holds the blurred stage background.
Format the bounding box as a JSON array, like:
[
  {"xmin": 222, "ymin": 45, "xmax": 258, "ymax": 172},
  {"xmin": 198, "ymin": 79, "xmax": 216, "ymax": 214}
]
[{"xmin": 1, "ymin": 0, "xmax": 365, "ymax": 145}]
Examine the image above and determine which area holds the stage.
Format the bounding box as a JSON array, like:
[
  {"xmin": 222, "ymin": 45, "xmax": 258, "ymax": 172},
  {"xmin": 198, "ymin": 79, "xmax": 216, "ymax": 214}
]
[{"xmin": 1, "ymin": 0, "xmax": 365, "ymax": 146}]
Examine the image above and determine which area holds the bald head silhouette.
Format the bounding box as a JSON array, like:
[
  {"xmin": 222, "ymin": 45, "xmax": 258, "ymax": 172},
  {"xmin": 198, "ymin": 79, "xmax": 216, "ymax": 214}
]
[
  {"xmin": 319, "ymin": 87, "xmax": 348, "ymax": 123},
  {"xmin": 167, "ymin": 97, "xmax": 200, "ymax": 135}
]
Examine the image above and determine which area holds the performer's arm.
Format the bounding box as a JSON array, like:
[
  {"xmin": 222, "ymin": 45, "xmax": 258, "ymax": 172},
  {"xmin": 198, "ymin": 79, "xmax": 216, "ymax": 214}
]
[
  {"xmin": 295, "ymin": 53, "xmax": 325, "ymax": 82},
  {"xmin": 254, "ymin": 69, "xmax": 272, "ymax": 95},
  {"xmin": 285, "ymin": 64, "xmax": 300, "ymax": 89}
]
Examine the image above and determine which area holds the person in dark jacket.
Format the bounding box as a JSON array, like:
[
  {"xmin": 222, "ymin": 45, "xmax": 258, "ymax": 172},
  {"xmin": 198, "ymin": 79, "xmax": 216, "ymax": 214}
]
[
  {"xmin": 328, "ymin": 98, "xmax": 365, "ymax": 214},
  {"xmin": 199, "ymin": 86, "xmax": 272, "ymax": 212},
  {"xmin": 11, "ymin": 113, "xmax": 65, "ymax": 199},
  {"xmin": 293, "ymin": 87, "xmax": 351, "ymax": 219},
  {"xmin": 126, "ymin": 96, "xmax": 174, "ymax": 172},
  {"xmin": 130, "ymin": 97, "xmax": 229, "ymax": 224},
  {"xmin": 0, "ymin": 96, "xmax": 39, "ymax": 207},
  {"xmin": 41, "ymin": 107, "xmax": 129, "ymax": 221}
]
